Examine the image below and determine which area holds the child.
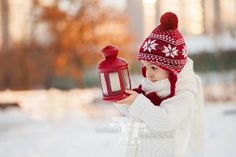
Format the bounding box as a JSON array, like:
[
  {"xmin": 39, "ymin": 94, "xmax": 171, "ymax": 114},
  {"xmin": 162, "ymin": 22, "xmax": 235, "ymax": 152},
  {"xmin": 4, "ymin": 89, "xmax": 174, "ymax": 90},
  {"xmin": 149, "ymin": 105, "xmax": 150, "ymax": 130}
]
[{"xmin": 114, "ymin": 12, "xmax": 204, "ymax": 157}]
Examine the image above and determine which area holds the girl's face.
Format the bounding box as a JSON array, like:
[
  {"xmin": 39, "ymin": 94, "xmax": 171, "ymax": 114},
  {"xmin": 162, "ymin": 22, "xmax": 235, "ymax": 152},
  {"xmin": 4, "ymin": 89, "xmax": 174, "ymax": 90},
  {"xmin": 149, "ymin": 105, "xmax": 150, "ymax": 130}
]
[{"xmin": 141, "ymin": 60, "xmax": 169, "ymax": 82}]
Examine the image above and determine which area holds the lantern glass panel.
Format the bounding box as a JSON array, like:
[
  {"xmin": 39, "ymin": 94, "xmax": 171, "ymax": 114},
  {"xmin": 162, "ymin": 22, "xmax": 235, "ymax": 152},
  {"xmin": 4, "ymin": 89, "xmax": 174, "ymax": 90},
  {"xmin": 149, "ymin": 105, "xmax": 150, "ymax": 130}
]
[
  {"xmin": 109, "ymin": 72, "xmax": 121, "ymax": 92},
  {"xmin": 100, "ymin": 73, "xmax": 108, "ymax": 95},
  {"xmin": 123, "ymin": 69, "xmax": 130, "ymax": 89}
]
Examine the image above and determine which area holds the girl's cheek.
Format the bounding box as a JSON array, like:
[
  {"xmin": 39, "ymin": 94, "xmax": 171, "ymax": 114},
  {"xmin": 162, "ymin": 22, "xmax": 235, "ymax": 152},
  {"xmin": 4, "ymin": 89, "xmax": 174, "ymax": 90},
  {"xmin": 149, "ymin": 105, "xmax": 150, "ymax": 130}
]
[
  {"xmin": 146, "ymin": 68, "xmax": 152, "ymax": 74},
  {"xmin": 154, "ymin": 70, "xmax": 165, "ymax": 79},
  {"xmin": 153, "ymin": 70, "xmax": 159, "ymax": 75}
]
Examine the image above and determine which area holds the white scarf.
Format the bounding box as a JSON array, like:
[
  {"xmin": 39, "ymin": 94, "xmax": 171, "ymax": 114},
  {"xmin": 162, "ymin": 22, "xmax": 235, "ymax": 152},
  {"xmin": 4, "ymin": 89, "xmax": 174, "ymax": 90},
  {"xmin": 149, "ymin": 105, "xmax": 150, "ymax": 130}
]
[{"xmin": 141, "ymin": 58, "xmax": 198, "ymax": 97}]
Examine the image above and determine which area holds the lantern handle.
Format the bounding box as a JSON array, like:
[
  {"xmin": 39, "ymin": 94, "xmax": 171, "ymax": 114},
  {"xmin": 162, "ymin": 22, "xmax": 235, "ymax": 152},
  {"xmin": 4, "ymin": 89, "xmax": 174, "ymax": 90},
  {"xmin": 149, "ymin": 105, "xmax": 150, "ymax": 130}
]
[{"xmin": 101, "ymin": 45, "xmax": 119, "ymax": 59}]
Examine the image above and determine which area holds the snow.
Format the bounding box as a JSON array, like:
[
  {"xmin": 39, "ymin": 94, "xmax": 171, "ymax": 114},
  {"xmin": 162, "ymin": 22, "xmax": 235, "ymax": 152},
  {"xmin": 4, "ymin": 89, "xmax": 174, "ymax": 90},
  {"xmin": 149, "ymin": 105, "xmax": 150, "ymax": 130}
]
[
  {"xmin": 0, "ymin": 109, "xmax": 124, "ymax": 157},
  {"xmin": 204, "ymin": 103, "xmax": 236, "ymax": 157},
  {"xmin": 198, "ymin": 71, "xmax": 236, "ymax": 102},
  {"xmin": 185, "ymin": 34, "xmax": 236, "ymax": 53},
  {"xmin": 0, "ymin": 90, "xmax": 236, "ymax": 157}
]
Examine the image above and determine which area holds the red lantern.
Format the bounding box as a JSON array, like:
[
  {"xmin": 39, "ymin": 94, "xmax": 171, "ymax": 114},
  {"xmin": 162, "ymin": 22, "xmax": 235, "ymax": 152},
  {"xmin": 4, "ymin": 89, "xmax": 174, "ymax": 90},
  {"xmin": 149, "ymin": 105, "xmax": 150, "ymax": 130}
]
[{"xmin": 98, "ymin": 45, "xmax": 132, "ymax": 101}]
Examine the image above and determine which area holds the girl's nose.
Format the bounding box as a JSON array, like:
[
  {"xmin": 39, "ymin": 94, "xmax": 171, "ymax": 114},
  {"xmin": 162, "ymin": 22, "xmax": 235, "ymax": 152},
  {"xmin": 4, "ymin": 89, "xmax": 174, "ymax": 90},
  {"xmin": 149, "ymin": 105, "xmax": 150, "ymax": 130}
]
[{"xmin": 146, "ymin": 69, "xmax": 153, "ymax": 77}]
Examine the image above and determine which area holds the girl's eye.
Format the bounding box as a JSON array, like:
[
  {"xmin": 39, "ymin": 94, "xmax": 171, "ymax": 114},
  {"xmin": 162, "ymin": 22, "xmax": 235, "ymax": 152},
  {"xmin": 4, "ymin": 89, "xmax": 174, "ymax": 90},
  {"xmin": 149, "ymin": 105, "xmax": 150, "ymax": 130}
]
[{"xmin": 151, "ymin": 66, "xmax": 158, "ymax": 70}]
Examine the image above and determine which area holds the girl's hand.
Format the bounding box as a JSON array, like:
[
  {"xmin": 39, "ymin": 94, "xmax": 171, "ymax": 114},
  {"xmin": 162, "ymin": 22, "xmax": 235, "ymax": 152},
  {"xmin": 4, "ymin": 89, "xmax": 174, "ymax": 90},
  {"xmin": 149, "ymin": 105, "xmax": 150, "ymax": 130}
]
[{"xmin": 116, "ymin": 90, "xmax": 138, "ymax": 105}]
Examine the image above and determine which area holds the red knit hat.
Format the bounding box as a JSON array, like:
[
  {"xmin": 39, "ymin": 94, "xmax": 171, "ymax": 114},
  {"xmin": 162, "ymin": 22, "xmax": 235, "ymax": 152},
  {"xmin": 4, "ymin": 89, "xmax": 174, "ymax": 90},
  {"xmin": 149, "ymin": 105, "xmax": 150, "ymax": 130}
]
[{"xmin": 138, "ymin": 12, "xmax": 187, "ymax": 99}]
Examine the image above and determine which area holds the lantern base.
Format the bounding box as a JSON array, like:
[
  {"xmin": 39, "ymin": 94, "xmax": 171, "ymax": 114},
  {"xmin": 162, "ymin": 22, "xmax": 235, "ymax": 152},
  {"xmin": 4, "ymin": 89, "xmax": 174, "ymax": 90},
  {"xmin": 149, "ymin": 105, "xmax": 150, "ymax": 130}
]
[{"xmin": 103, "ymin": 93, "xmax": 130, "ymax": 102}]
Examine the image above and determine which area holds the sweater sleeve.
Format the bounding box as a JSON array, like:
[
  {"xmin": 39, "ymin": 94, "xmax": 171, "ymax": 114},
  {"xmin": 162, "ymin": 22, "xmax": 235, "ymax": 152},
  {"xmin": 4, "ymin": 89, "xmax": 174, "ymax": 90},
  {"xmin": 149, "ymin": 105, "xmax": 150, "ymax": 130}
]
[
  {"xmin": 128, "ymin": 91, "xmax": 194, "ymax": 132},
  {"xmin": 113, "ymin": 102, "xmax": 129, "ymax": 116}
]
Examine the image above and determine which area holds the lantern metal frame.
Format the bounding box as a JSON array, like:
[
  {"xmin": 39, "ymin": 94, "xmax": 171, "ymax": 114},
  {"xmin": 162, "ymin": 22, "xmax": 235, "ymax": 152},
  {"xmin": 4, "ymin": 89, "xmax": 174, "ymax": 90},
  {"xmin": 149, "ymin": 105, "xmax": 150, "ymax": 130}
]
[{"xmin": 98, "ymin": 45, "xmax": 132, "ymax": 101}]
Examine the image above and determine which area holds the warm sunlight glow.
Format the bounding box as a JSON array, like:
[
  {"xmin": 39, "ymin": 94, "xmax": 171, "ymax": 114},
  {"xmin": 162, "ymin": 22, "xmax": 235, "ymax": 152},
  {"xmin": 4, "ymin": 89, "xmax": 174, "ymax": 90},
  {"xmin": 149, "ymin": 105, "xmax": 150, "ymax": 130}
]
[
  {"xmin": 143, "ymin": 0, "xmax": 156, "ymax": 4},
  {"xmin": 142, "ymin": 0, "xmax": 156, "ymax": 36}
]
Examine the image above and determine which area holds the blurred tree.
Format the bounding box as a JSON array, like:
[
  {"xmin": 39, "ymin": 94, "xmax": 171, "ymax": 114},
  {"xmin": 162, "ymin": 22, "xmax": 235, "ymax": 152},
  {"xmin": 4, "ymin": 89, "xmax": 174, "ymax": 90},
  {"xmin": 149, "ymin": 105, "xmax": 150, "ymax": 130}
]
[
  {"xmin": 1, "ymin": 0, "xmax": 10, "ymax": 52},
  {"xmin": 189, "ymin": 50, "xmax": 236, "ymax": 72},
  {"xmin": 29, "ymin": 0, "xmax": 133, "ymax": 88},
  {"xmin": 201, "ymin": 0, "xmax": 206, "ymax": 34},
  {"xmin": 0, "ymin": 0, "xmax": 134, "ymax": 90},
  {"xmin": 213, "ymin": 0, "xmax": 221, "ymax": 34},
  {"xmin": 213, "ymin": 0, "xmax": 221, "ymax": 51}
]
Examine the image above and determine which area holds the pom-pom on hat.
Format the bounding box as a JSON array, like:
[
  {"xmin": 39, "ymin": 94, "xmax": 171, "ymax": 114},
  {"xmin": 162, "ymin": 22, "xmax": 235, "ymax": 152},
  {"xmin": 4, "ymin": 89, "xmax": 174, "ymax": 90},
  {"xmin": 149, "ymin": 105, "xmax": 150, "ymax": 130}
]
[
  {"xmin": 160, "ymin": 12, "xmax": 178, "ymax": 30},
  {"xmin": 138, "ymin": 12, "xmax": 188, "ymax": 99}
]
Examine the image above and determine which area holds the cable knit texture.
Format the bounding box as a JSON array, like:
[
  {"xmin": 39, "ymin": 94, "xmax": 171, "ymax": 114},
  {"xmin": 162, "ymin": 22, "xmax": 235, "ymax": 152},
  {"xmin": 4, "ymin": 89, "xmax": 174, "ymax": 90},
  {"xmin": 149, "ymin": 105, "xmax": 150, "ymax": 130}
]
[{"xmin": 113, "ymin": 58, "xmax": 204, "ymax": 157}]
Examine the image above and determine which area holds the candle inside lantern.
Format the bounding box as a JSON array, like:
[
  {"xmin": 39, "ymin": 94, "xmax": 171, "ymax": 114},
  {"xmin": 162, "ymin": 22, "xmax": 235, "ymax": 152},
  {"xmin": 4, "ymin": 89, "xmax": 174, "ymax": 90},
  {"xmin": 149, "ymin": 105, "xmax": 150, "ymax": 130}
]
[
  {"xmin": 100, "ymin": 73, "xmax": 108, "ymax": 95},
  {"xmin": 123, "ymin": 69, "xmax": 130, "ymax": 89},
  {"xmin": 109, "ymin": 72, "xmax": 121, "ymax": 92}
]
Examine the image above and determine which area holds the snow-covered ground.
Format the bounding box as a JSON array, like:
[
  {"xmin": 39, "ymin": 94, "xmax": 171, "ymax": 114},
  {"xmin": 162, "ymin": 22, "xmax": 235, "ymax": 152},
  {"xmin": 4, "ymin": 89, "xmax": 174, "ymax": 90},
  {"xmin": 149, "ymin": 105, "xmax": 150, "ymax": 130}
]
[
  {"xmin": 0, "ymin": 90, "xmax": 235, "ymax": 157},
  {"xmin": 185, "ymin": 33, "xmax": 236, "ymax": 53},
  {"xmin": 204, "ymin": 103, "xmax": 236, "ymax": 157}
]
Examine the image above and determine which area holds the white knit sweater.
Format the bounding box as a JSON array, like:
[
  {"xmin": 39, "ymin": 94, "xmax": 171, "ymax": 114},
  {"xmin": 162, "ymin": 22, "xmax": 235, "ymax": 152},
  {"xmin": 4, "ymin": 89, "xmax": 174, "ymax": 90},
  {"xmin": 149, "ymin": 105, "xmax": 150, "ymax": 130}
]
[{"xmin": 114, "ymin": 58, "xmax": 204, "ymax": 157}]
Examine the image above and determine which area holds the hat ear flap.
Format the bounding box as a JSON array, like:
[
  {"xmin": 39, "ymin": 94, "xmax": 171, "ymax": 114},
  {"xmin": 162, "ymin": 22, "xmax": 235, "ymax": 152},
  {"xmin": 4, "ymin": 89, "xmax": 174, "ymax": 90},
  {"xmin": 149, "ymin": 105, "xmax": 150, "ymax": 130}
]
[{"xmin": 142, "ymin": 66, "xmax": 146, "ymax": 77}]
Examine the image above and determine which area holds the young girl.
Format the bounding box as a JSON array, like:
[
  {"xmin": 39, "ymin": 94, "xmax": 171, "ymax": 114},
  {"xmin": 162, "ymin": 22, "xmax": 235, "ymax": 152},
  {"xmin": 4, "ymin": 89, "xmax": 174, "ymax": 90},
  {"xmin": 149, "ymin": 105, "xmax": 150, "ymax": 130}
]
[{"xmin": 114, "ymin": 12, "xmax": 204, "ymax": 157}]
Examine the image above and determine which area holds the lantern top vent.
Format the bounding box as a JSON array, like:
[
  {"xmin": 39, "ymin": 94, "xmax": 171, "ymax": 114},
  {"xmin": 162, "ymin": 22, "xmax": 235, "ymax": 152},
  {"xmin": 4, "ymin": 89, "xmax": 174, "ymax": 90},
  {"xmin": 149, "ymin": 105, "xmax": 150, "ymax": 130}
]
[
  {"xmin": 102, "ymin": 45, "xmax": 119, "ymax": 59},
  {"xmin": 98, "ymin": 45, "xmax": 128, "ymax": 72}
]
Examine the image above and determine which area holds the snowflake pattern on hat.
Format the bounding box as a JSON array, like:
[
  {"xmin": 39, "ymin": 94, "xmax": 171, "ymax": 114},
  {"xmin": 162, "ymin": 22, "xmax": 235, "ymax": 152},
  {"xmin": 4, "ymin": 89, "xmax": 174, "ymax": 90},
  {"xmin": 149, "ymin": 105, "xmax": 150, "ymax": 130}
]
[
  {"xmin": 162, "ymin": 44, "xmax": 178, "ymax": 58},
  {"xmin": 142, "ymin": 39, "xmax": 158, "ymax": 52},
  {"xmin": 182, "ymin": 46, "xmax": 187, "ymax": 58}
]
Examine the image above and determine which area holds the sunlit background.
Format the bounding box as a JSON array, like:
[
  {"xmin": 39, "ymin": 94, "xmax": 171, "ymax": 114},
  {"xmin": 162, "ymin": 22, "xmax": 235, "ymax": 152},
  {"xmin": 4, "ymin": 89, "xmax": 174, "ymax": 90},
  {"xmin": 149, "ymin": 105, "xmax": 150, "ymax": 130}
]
[{"xmin": 0, "ymin": 0, "xmax": 236, "ymax": 157}]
